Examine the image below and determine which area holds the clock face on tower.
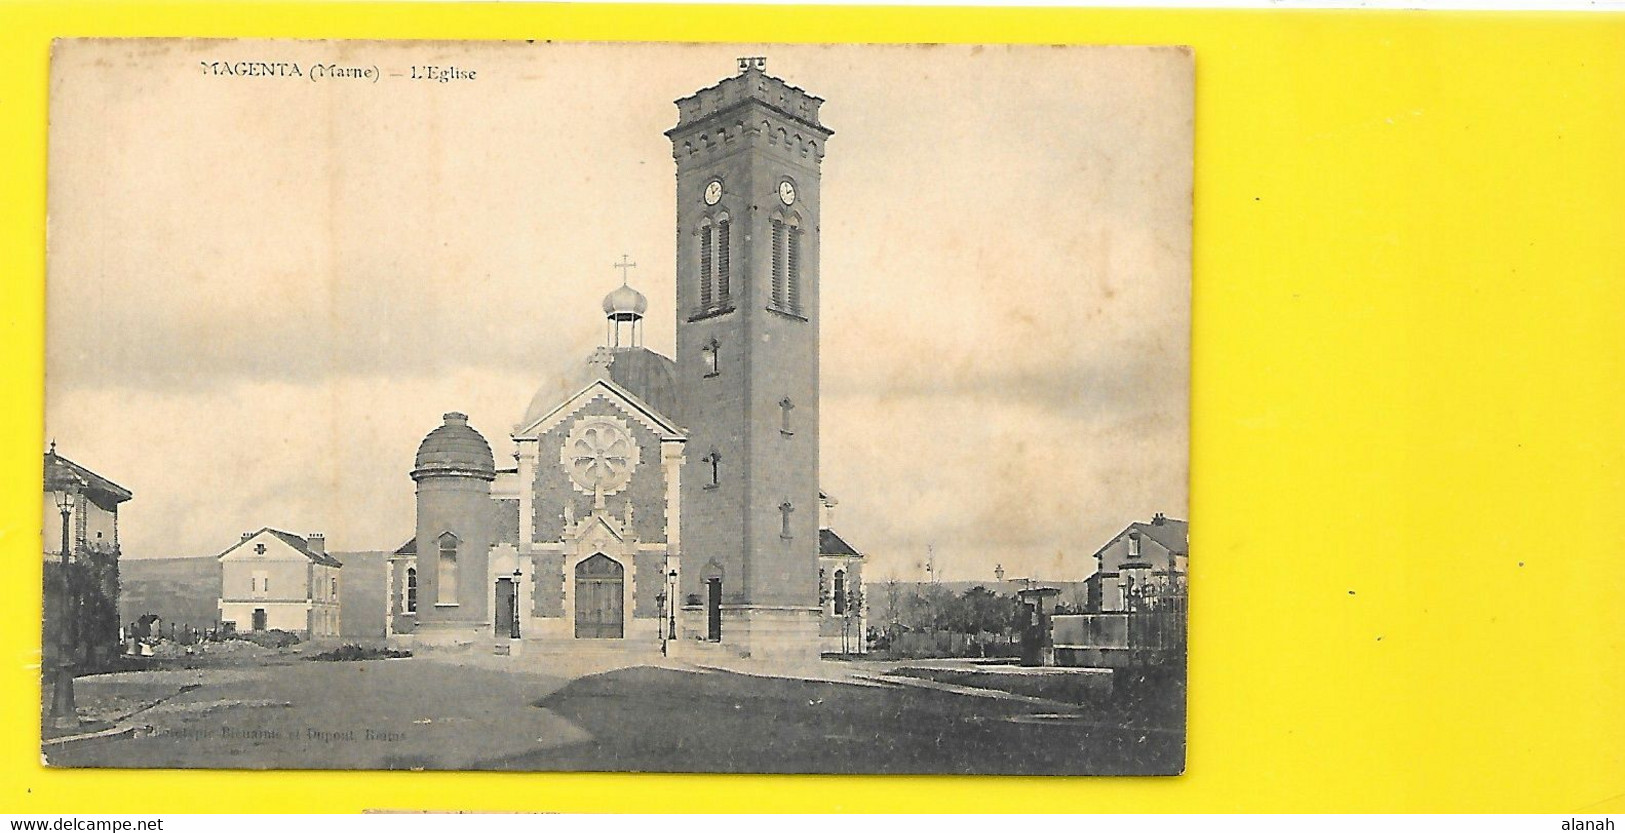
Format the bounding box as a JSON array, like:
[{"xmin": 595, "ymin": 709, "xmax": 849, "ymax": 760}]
[
  {"xmin": 561, "ymin": 417, "xmax": 640, "ymax": 496},
  {"xmin": 703, "ymin": 180, "xmax": 722, "ymax": 206},
  {"xmin": 778, "ymin": 180, "xmax": 796, "ymax": 206}
]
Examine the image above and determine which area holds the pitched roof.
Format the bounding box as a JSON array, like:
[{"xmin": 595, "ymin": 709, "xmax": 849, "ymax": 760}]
[
  {"xmin": 395, "ymin": 537, "xmax": 416, "ymax": 556},
  {"xmin": 1135, "ymin": 517, "xmax": 1189, "ymax": 555},
  {"xmin": 1091, "ymin": 516, "xmax": 1189, "ymax": 561},
  {"xmin": 43, "ymin": 450, "xmax": 132, "ymax": 504},
  {"xmin": 217, "ymin": 527, "xmax": 342, "ymax": 567},
  {"xmin": 819, "ymin": 528, "xmax": 862, "ymax": 558},
  {"xmin": 265, "ymin": 529, "xmax": 343, "ymax": 567}
]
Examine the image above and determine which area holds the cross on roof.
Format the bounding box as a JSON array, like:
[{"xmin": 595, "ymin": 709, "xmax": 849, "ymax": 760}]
[{"xmin": 614, "ymin": 254, "xmax": 636, "ymax": 285}]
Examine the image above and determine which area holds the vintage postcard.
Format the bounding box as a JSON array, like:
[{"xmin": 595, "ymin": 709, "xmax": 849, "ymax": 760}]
[{"xmin": 41, "ymin": 39, "xmax": 1191, "ymax": 775}]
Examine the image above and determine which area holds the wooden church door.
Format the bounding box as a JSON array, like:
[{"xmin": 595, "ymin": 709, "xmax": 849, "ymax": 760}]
[
  {"xmin": 574, "ymin": 553, "xmax": 624, "ymax": 639},
  {"xmin": 706, "ymin": 578, "xmax": 722, "ymax": 642},
  {"xmin": 494, "ymin": 578, "xmax": 519, "ymax": 639}
]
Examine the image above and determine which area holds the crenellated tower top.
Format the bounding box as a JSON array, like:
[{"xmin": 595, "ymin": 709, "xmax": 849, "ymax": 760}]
[{"xmin": 666, "ymin": 58, "xmax": 833, "ymax": 166}]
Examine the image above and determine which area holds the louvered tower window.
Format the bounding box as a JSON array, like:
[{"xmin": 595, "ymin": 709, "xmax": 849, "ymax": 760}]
[
  {"xmin": 771, "ymin": 218, "xmax": 786, "ymax": 308},
  {"xmin": 787, "ymin": 223, "xmax": 802, "ymax": 314},
  {"xmin": 716, "ymin": 217, "xmax": 730, "ymax": 302},
  {"xmin": 699, "ymin": 222, "xmax": 714, "ymax": 310}
]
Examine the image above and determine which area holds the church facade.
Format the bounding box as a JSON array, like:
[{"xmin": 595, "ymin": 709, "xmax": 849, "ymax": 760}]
[{"xmin": 384, "ymin": 60, "xmax": 862, "ymax": 659}]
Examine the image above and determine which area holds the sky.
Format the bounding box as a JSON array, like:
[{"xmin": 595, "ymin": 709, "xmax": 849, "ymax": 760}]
[{"xmin": 45, "ymin": 40, "xmax": 1191, "ymax": 581}]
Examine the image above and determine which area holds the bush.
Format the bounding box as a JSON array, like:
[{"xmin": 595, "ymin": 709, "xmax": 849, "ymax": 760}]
[
  {"xmin": 231, "ymin": 629, "xmax": 302, "ymax": 649},
  {"xmin": 308, "ymin": 644, "xmax": 412, "ymax": 662}
]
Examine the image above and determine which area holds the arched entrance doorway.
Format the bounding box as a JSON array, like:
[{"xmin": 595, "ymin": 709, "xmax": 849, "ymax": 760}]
[{"xmin": 574, "ymin": 553, "xmax": 624, "ymax": 639}]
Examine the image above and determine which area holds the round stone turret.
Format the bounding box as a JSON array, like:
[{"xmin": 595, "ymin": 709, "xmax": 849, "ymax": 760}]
[{"xmin": 411, "ymin": 412, "xmax": 496, "ymax": 482}]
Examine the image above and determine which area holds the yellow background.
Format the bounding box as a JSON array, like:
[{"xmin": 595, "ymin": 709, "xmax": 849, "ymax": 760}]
[{"xmin": 2, "ymin": 2, "xmax": 1622, "ymax": 813}]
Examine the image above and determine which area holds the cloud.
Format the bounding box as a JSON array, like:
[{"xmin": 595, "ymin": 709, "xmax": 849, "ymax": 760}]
[{"xmin": 44, "ymin": 41, "xmax": 1191, "ymax": 581}]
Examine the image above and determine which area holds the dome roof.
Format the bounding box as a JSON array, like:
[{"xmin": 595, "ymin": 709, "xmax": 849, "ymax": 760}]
[
  {"xmin": 412, "ymin": 412, "xmax": 496, "ymax": 481},
  {"xmin": 602, "ymin": 284, "xmax": 648, "ymax": 321},
  {"xmin": 520, "ymin": 347, "xmax": 679, "ymax": 430}
]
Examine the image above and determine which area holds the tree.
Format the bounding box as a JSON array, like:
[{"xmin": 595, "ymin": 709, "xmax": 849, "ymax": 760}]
[{"xmin": 839, "ymin": 584, "xmax": 864, "ymax": 654}]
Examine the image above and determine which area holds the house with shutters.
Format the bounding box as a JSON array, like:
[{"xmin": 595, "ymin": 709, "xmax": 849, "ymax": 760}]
[
  {"xmin": 43, "ymin": 444, "xmax": 133, "ymax": 666},
  {"xmin": 1053, "ymin": 514, "xmax": 1189, "ymax": 668},
  {"xmin": 1086, "ymin": 513, "xmax": 1189, "ymax": 613},
  {"xmin": 217, "ymin": 528, "xmax": 343, "ymax": 637}
]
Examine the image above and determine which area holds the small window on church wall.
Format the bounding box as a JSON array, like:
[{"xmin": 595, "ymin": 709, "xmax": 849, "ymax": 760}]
[
  {"xmin": 1128, "ymin": 534, "xmax": 1141, "ymax": 559},
  {"xmin": 405, "ymin": 567, "xmax": 418, "ymax": 613},
  {"xmin": 779, "ymin": 398, "xmax": 794, "ymax": 435},
  {"xmin": 702, "ymin": 451, "xmax": 721, "ymax": 488},
  {"xmin": 833, "ymin": 570, "xmax": 847, "ymax": 615},
  {"xmin": 779, "ymin": 501, "xmax": 794, "ymax": 538},
  {"xmin": 438, "ymin": 536, "xmax": 458, "ymax": 605},
  {"xmin": 702, "ymin": 340, "xmax": 720, "ymax": 377}
]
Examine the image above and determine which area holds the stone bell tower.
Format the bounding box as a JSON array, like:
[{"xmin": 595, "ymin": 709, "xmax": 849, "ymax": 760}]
[{"xmin": 668, "ymin": 58, "xmax": 832, "ymax": 657}]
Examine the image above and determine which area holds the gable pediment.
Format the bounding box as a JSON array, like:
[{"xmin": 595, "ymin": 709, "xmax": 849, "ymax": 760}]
[
  {"xmin": 513, "ymin": 378, "xmax": 684, "ymax": 442},
  {"xmin": 218, "ymin": 531, "xmax": 305, "ymax": 562}
]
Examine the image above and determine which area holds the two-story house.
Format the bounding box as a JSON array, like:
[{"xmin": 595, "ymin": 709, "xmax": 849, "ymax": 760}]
[{"xmin": 217, "ymin": 528, "xmax": 342, "ymax": 638}]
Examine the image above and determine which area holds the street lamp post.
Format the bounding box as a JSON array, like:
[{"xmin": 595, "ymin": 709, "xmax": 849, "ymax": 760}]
[
  {"xmin": 48, "ymin": 488, "xmax": 78, "ymax": 730},
  {"xmin": 661, "ymin": 569, "xmax": 678, "ymax": 656},
  {"xmin": 510, "ymin": 568, "xmax": 522, "ymax": 639}
]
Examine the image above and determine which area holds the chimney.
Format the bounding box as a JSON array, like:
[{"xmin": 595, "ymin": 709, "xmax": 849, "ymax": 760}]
[
  {"xmin": 241, "ymin": 532, "xmax": 253, "ymax": 540},
  {"xmin": 307, "ymin": 533, "xmax": 325, "ymax": 555},
  {"xmin": 1153, "ymin": 513, "xmax": 1165, "ymax": 525}
]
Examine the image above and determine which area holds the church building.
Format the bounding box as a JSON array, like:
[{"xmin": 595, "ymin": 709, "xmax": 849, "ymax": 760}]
[{"xmin": 385, "ymin": 59, "xmax": 862, "ymax": 659}]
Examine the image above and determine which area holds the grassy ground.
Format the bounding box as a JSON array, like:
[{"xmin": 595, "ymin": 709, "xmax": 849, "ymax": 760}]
[
  {"xmin": 500, "ymin": 665, "xmax": 1183, "ymax": 775},
  {"xmin": 884, "ymin": 665, "xmax": 1185, "ymax": 732},
  {"xmin": 886, "ymin": 666, "xmax": 1113, "ymax": 705},
  {"xmin": 46, "ymin": 655, "xmax": 1184, "ymax": 775}
]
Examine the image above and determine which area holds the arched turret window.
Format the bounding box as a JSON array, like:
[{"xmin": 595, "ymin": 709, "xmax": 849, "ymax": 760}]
[
  {"xmin": 779, "ymin": 501, "xmax": 795, "ymax": 538},
  {"xmin": 437, "ymin": 532, "xmax": 459, "ymax": 605},
  {"xmin": 780, "ymin": 397, "xmax": 794, "ymax": 435}
]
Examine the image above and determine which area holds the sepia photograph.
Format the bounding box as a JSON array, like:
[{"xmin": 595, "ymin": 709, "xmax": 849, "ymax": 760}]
[{"xmin": 40, "ymin": 39, "xmax": 1192, "ymax": 775}]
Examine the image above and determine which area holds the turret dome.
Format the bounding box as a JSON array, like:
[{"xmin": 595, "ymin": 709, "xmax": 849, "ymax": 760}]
[
  {"xmin": 412, "ymin": 412, "xmax": 496, "ymax": 482},
  {"xmin": 602, "ymin": 284, "xmax": 648, "ymax": 321}
]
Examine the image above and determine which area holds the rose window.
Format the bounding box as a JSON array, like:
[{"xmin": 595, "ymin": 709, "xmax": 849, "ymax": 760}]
[{"xmin": 562, "ymin": 418, "xmax": 639, "ymax": 495}]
